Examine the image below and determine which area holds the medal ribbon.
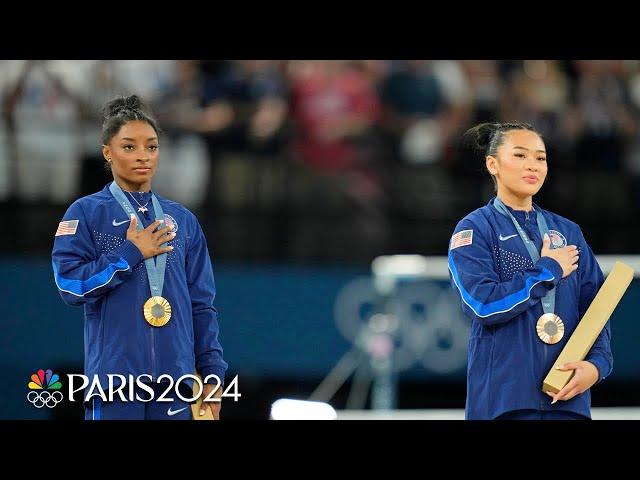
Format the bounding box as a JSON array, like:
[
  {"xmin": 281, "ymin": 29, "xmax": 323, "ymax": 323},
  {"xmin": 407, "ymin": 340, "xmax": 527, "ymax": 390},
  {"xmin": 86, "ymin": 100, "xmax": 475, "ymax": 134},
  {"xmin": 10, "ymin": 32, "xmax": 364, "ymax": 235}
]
[
  {"xmin": 109, "ymin": 181, "xmax": 167, "ymax": 298},
  {"xmin": 493, "ymin": 196, "xmax": 555, "ymax": 315}
]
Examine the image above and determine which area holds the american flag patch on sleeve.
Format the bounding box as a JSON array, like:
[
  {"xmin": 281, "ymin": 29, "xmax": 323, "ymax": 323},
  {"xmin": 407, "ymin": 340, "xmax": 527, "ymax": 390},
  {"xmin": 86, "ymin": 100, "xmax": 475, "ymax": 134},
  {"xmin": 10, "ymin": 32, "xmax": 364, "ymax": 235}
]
[
  {"xmin": 450, "ymin": 229, "xmax": 473, "ymax": 250},
  {"xmin": 55, "ymin": 220, "xmax": 79, "ymax": 236}
]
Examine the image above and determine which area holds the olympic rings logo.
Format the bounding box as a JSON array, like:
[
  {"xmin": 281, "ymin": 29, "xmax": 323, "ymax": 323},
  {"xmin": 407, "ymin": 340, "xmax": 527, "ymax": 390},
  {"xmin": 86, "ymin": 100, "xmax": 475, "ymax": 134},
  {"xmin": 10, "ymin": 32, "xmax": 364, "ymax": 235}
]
[{"xmin": 27, "ymin": 390, "xmax": 63, "ymax": 409}]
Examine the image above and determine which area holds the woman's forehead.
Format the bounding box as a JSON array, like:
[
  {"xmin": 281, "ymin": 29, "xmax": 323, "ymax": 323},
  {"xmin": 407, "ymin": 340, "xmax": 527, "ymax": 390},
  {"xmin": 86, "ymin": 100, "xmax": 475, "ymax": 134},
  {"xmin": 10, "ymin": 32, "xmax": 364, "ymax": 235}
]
[
  {"xmin": 501, "ymin": 129, "xmax": 545, "ymax": 150},
  {"xmin": 114, "ymin": 120, "xmax": 157, "ymax": 139}
]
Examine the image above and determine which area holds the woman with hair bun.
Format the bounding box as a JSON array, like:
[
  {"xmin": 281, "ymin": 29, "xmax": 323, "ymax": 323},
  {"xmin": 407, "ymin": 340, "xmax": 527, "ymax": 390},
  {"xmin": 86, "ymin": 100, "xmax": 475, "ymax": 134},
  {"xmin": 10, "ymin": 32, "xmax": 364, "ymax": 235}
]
[
  {"xmin": 52, "ymin": 94, "xmax": 227, "ymax": 420},
  {"xmin": 448, "ymin": 121, "xmax": 611, "ymax": 420}
]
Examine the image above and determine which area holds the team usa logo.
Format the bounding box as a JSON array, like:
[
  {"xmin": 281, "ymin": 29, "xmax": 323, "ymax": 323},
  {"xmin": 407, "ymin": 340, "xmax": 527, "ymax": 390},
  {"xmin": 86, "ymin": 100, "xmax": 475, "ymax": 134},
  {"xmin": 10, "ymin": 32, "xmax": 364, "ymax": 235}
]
[
  {"xmin": 27, "ymin": 369, "xmax": 63, "ymax": 408},
  {"xmin": 164, "ymin": 214, "xmax": 178, "ymax": 234},
  {"xmin": 548, "ymin": 230, "xmax": 567, "ymax": 249}
]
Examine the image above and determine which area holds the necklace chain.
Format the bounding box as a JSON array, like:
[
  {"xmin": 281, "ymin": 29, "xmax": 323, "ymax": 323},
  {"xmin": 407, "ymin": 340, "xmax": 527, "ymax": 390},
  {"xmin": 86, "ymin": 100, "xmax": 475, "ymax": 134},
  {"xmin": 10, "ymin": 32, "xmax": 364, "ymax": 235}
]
[{"xmin": 128, "ymin": 192, "xmax": 150, "ymax": 213}]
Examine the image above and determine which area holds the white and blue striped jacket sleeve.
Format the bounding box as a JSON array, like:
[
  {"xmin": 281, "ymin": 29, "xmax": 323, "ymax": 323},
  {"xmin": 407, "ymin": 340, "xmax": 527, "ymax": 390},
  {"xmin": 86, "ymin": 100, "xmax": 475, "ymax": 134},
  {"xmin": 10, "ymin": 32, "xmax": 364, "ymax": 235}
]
[
  {"xmin": 51, "ymin": 200, "xmax": 144, "ymax": 306},
  {"xmin": 448, "ymin": 218, "xmax": 564, "ymax": 326}
]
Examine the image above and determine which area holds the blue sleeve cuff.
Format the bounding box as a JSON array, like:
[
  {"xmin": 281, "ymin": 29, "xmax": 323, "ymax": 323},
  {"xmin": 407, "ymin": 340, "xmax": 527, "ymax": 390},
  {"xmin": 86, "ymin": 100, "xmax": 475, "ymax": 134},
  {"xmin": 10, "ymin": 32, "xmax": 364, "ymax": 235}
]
[
  {"xmin": 114, "ymin": 240, "xmax": 144, "ymax": 270},
  {"xmin": 198, "ymin": 365, "xmax": 227, "ymax": 386},
  {"xmin": 537, "ymin": 256, "xmax": 563, "ymax": 286},
  {"xmin": 585, "ymin": 354, "xmax": 610, "ymax": 384}
]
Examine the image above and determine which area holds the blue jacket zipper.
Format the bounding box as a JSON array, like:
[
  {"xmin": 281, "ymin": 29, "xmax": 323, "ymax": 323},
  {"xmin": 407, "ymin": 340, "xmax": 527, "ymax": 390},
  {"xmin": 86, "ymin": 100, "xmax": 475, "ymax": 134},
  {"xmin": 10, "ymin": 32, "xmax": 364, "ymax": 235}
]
[{"xmin": 151, "ymin": 327, "xmax": 156, "ymax": 379}]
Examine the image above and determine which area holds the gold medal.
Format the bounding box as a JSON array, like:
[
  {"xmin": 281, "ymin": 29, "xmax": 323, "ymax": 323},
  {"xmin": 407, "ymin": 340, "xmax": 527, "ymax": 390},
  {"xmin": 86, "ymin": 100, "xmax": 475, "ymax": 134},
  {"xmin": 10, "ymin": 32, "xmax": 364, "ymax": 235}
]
[
  {"xmin": 536, "ymin": 313, "xmax": 564, "ymax": 344},
  {"xmin": 144, "ymin": 296, "xmax": 172, "ymax": 327}
]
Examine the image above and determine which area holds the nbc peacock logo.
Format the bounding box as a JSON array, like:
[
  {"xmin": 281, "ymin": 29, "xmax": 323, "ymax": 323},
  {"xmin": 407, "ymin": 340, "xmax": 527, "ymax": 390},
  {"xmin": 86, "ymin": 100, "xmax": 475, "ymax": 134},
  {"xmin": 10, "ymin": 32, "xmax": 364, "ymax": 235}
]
[{"xmin": 27, "ymin": 369, "xmax": 64, "ymax": 408}]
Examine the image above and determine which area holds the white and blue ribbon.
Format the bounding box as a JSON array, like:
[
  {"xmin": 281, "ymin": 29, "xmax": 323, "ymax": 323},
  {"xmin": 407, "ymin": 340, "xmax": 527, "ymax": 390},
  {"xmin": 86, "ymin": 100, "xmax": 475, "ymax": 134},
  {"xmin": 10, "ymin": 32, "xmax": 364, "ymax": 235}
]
[
  {"xmin": 493, "ymin": 196, "xmax": 556, "ymax": 314},
  {"xmin": 109, "ymin": 181, "xmax": 167, "ymax": 298}
]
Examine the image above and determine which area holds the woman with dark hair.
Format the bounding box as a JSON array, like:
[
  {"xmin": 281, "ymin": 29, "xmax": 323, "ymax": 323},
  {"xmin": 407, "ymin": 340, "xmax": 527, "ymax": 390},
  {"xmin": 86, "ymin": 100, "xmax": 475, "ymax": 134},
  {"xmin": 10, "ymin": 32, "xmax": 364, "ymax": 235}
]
[
  {"xmin": 52, "ymin": 94, "xmax": 227, "ymax": 420},
  {"xmin": 448, "ymin": 121, "xmax": 611, "ymax": 420}
]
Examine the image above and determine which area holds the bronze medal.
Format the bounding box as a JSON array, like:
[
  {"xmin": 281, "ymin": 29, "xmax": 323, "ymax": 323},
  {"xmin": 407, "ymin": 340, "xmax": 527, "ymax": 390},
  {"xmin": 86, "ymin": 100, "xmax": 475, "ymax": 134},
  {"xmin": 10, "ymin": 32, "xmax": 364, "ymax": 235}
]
[{"xmin": 536, "ymin": 313, "xmax": 564, "ymax": 344}]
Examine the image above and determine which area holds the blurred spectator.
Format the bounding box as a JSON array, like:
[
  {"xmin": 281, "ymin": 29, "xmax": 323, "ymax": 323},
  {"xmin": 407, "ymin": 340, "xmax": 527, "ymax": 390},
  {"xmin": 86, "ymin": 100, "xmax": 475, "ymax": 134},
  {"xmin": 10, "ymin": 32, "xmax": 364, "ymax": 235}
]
[
  {"xmin": 193, "ymin": 60, "xmax": 289, "ymax": 153},
  {"xmin": 155, "ymin": 60, "xmax": 289, "ymax": 211},
  {"xmin": 1, "ymin": 60, "xmax": 90, "ymax": 203},
  {"xmin": 500, "ymin": 61, "xmax": 571, "ymax": 156},
  {"xmin": 287, "ymin": 60, "xmax": 388, "ymax": 260},
  {"xmin": 459, "ymin": 60, "xmax": 502, "ymax": 124},
  {"xmin": 288, "ymin": 60, "xmax": 380, "ymax": 172},
  {"xmin": 380, "ymin": 60, "xmax": 448, "ymax": 165},
  {"xmin": 3, "ymin": 59, "xmax": 640, "ymax": 258},
  {"xmin": 567, "ymin": 60, "xmax": 636, "ymax": 171}
]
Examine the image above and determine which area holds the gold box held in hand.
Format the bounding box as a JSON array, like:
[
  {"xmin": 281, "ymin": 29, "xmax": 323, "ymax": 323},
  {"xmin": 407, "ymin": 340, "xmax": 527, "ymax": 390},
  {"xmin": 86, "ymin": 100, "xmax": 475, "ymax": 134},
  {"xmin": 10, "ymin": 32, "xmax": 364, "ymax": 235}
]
[{"xmin": 542, "ymin": 261, "xmax": 634, "ymax": 394}]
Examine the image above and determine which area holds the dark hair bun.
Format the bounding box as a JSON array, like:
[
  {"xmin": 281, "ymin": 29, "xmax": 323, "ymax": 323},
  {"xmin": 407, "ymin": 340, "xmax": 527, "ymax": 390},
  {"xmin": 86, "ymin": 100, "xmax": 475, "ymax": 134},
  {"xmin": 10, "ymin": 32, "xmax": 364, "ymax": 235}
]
[
  {"xmin": 103, "ymin": 94, "xmax": 145, "ymax": 119},
  {"xmin": 462, "ymin": 122, "xmax": 500, "ymax": 153}
]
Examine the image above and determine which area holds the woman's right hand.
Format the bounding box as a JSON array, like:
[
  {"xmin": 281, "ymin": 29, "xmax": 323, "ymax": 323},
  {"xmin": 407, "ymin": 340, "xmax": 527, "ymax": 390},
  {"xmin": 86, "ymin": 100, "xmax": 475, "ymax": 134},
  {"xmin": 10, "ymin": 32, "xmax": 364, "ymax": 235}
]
[
  {"xmin": 126, "ymin": 215, "xmax": 175, "ymax": 259},
  {"xmin": 541, "ymin": 233, "xmax": 579, "ymax": 278}
]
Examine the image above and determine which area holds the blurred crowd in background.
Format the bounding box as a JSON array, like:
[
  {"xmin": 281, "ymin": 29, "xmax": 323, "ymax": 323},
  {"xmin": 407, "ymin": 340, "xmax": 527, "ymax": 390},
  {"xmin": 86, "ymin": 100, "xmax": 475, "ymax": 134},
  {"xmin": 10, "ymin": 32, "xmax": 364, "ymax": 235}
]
[{"xmin": 2, "ymin": 60, "xmax": 640, "ymax": 263}]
